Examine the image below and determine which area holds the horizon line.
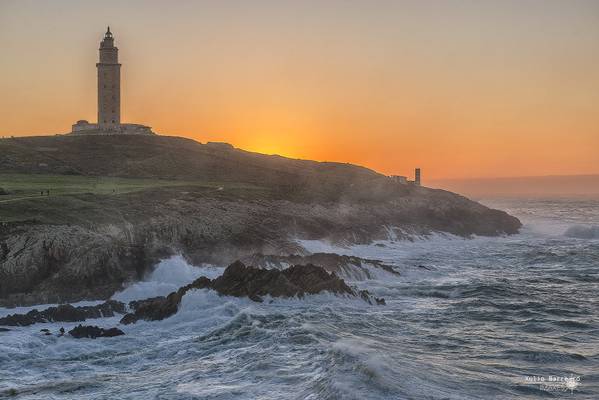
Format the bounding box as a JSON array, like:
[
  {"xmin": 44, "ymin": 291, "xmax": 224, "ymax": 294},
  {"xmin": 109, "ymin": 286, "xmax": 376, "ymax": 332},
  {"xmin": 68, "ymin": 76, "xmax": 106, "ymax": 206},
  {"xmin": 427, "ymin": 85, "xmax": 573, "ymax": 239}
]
[{"xmin": 431, "ymin": 174, "xmax": 599, "ymax": 181}]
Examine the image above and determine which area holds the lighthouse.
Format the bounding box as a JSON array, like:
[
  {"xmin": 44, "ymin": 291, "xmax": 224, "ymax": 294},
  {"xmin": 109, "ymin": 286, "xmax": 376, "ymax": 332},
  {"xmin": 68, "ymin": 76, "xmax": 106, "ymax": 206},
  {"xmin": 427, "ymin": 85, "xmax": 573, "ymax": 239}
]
[
  {"xmin": 97, "ymin": 27, "xmax": 121, "ymax": 128},
  {"xmin": 70, "ymin": 27, "xmax": 153, "ymax": 135}
]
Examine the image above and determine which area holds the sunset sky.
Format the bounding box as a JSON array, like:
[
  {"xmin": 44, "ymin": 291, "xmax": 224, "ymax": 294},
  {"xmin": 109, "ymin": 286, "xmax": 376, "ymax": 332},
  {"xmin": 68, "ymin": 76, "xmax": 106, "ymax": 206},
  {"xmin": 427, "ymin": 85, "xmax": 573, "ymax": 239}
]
[{"xmin": 1, "ymin": 0, "xmax": 598, "ymax": 180}]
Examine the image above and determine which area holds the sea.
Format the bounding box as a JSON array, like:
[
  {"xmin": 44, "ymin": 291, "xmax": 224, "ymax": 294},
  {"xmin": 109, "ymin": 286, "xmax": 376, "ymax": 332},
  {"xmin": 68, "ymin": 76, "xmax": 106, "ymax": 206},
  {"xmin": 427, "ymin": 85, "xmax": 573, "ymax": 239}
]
[{"xmin": 0, "ymin": 197, "xmax": 598, "ymax": 399}]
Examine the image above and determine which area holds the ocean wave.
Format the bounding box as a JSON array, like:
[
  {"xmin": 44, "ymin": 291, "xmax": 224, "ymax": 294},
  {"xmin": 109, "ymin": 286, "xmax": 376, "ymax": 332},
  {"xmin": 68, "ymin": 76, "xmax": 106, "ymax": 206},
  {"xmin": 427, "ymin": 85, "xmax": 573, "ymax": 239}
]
[
  {"xmin": 564, "ymin": 224, "xmax": 599, "ymax": 239},
  {"xmin": 112, "ymin": 255, "xmax": 223, "ymax": 303},
  {"xmin": 499, "ymin": 349, "xmax": 588, "ymax": 363},
  {"xmin": 552, "ymin": 319, "xmax": 594, "ymax": 329},
  {"xmin": 327, "ymin": 339, "xmax": 401, "ymax": 397}
]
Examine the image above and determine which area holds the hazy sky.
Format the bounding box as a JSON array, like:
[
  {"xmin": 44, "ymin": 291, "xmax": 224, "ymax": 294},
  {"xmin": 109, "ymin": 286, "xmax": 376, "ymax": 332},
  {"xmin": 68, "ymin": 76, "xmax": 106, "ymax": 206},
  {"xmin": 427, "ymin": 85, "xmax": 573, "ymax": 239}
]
[{"xmin": 1, "ymin": 0, "xmax": 598, "ymax": 179}]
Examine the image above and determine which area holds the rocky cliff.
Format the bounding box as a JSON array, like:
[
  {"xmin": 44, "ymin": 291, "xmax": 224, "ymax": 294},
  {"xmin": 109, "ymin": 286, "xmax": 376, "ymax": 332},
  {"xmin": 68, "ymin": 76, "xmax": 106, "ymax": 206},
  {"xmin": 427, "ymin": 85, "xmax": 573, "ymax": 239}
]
[{"xmin": 0, "ymin": 135, "xmax": 521, "ymax": 306}]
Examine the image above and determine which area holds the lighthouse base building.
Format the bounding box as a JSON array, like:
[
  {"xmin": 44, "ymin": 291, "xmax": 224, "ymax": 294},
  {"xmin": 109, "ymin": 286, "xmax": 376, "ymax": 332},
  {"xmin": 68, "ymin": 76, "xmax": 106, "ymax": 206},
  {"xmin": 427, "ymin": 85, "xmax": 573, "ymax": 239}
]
[
  {"xmin": 71, "ymin": 120, "xmax": 154, "ymax": 135},
  {"xmin": 71, "ymin": 27, "xmax": 154, "ymax": 135}
]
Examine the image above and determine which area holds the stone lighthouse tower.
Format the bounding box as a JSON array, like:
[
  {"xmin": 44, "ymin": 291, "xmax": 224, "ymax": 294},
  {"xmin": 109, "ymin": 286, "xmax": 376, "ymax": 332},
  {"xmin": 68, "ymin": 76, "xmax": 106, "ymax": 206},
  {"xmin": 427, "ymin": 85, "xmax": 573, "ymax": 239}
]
[
  {"xmin": 97, "ymin": 27, "xmax": 121, "ymax": 128},
  {"xmin": 70, "ymin": 27, "xmax": 153, "ymax": 135}
]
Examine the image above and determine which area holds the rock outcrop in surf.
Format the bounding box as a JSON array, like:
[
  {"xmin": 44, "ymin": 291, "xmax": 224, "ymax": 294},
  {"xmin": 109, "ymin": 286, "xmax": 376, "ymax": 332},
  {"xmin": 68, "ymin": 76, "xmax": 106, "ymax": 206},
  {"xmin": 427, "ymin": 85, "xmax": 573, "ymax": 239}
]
[
  {"xmin": 0, "ymin": 300, "xmax": 125, "ymax": 326},
  {"xmin": 0, "ymin": 262, "xmax": 384, "ymax": 328},
  {"xmin": 68, "ymin": 324, "xmax": 124, "ymax": 339},
  {"xmin": 120, "ymin": 262, "xmax": 384, "ymax": 324}
]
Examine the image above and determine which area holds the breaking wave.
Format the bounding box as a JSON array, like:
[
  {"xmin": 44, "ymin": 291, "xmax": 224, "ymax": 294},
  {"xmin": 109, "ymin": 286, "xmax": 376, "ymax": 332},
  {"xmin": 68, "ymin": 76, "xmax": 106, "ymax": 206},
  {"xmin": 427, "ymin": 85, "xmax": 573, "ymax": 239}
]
[
  {"xmin": 112, "ymin": 255, "xmax": 223, "ymax": 303},
  {"xmin": 564, "ymin": 224, "xmax": 599, "ymax": 239}
]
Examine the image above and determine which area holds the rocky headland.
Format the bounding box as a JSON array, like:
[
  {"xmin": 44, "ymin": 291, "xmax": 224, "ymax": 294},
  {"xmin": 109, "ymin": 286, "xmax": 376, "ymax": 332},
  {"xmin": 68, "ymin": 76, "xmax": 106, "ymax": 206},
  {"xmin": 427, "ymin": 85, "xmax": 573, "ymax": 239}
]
[
  {"xmin": 121, "ymin": 261, "xmax": 383, "ymax": 324},
  {"xmin": 0, "ymin": 135, "xmax": 521, "ymax": 307}
]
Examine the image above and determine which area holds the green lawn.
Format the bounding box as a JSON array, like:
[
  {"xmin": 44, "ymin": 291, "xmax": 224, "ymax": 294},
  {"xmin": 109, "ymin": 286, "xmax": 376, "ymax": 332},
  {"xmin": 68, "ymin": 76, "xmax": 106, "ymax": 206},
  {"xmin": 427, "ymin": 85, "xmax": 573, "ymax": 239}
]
[
  {"xmin": 0, "ymin": 173, "xmax": 227, "ymax": 203},
  {"xmin": 0, "ymin": 173, "xmax": 270, "ymax": 223}
]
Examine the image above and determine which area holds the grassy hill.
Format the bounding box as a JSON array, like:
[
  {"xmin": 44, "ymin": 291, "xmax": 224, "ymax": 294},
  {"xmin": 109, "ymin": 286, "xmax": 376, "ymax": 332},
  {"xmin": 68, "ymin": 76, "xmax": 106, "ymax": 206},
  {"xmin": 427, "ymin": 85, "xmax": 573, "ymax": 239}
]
[
  {"xmin": 0, "ymin": 135, "xmax": 385, "ymax": 200},
  {"xmin": 0, "ymin": 173, "xmax": 200, "ymax": 203}
]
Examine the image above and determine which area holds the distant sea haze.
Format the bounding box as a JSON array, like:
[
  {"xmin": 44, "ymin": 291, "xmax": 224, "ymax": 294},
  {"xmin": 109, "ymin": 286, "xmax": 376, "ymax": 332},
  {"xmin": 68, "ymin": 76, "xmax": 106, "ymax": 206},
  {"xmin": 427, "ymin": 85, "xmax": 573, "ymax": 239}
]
[{"xmin": 430, "ymin": 174, "xmax": 599, "ymax": 198}]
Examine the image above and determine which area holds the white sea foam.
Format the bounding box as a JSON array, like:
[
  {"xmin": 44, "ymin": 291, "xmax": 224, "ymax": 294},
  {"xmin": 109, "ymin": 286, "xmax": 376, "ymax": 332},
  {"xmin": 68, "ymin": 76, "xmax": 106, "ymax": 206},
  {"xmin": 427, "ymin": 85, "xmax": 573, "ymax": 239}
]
[
  {"xmin": 564, "ymin": 224, "xmax": 599, "ymax": 239},
  {"xmin": 294, "ymin": 239, "xmax": 353, "ymax": 255},
  {"xmin": 111, "ymin": 255, "xmax": 224, "ymax": 303}
]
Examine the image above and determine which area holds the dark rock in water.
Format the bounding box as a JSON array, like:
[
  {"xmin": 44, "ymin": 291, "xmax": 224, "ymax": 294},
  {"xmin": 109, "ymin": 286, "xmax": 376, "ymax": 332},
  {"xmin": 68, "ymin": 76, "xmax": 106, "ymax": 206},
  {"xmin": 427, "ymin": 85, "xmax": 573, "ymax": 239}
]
[
  {"xmin": 40, "ymin": 328, "xmax": 50, "ymax": 333},
  {"xmin": 118, "ymin": 313, "xmax": 138, "ymax": 325},
  {"xmin": 357, "ymin": 289, "xmax": 386, "ymax": 305},
  {"xmin": 121, "ymin": 261, "xmax": 384, "ymax": 324},
  {"xmin": 68, "ymin": 324, "xmax": 124, "ymax": 339},
  {"xmin": 210, "ymin": 261, "xmax": 356, "ymax": 300},
  {"xmin": 121, "ymin": 294, "xmax": 182, "ymax": 325},
  {"xmin": 0, "ymin": 300, "xmax": 126, "ymax": 326},
  {"xmin": 0, "ymin": 187, "xmax": 8, "ymax": 195},
  {"xmin": 0, "ymin": 327, "xmax": 10, "ymax": 332}
]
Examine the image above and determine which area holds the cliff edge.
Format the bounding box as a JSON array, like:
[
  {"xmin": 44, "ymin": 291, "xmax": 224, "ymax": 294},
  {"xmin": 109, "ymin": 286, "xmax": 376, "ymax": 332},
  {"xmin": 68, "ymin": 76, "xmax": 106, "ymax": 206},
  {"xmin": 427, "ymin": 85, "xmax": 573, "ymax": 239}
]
[{"xmin": 0, "ymin": 135, "xmax": 521, "ymax": 306}]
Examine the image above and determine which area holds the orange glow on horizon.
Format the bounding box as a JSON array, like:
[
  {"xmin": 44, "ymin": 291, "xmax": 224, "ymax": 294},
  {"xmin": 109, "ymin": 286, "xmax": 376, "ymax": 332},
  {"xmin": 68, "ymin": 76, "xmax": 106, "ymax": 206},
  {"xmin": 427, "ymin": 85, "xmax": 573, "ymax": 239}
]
[{"xmin": 1, "ymin": 1, "xmax": 598, "ymax": 180}]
